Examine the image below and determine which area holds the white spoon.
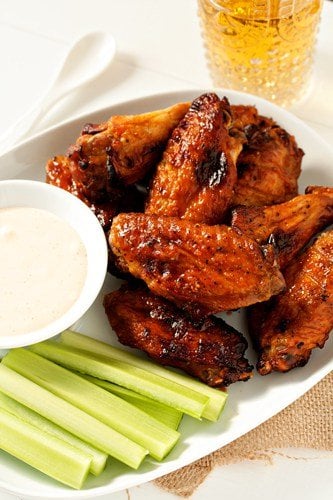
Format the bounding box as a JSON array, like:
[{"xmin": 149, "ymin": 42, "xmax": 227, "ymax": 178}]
[{"xmin": 0, "ymin": 31, "xmax": 116, "ymax": 155}]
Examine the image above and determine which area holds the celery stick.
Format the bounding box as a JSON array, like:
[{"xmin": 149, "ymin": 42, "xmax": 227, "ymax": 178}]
[
  {"xmin": 60, "ymin": 330, "xmax": 228, "ymax": 421},
  {"xmin": 0, "ymin": 364, "xmax": 147, "ymax": 469},
  {"xmin": 29, "ymin": 341, "xmax": 208, "ymax": 419},
  {"xmin": 4, "ymin": 349, "xmax": 179, "ymax": 461},
  {"xmin": 0, "ymin": 406, "xmax": 91, "ymax": 489},
  {"xmin": 0, "ymin": 392, "xmax": 107, "ymax": 476},
  {"xmin": 82, "ymin": 375, "xmax": 183, "ymax": 430}
]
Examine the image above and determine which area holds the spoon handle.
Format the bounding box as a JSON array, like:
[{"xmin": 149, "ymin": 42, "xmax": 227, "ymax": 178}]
[
  {"xmin": 0, "ymin": 77, "xmax": 78, "ymax": 156},
  {"xmin": 0, "ymin": 101, "xmax": 52, "ymax": 155},
  {"xmin": 0, "ymin": 31, "xmax": 116, "ymax": 156}
]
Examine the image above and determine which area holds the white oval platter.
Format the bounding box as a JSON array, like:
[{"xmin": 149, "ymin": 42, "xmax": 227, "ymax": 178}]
[{"xmin": 0, "ymin": 89, "xmax": 332, "ymax": 499}]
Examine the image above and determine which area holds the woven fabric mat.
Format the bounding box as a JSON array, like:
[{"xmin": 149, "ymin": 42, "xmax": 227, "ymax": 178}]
[{"xmin": 155, "ymin": 371, "xmax": 333, "ymax": 497}]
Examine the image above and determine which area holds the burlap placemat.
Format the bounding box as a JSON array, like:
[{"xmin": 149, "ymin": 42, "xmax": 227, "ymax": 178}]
[{"xmin": 155, "ymin": 371, "xmax": 333, "ymax": 497}]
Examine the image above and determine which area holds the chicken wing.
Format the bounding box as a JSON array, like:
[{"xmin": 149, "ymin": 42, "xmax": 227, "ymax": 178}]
[
  {"xmin": 230, "ymin": 104, "xmax": 264, "ymax": 131},
  {"xmin": 103, "ymin": 284, "xmax": 253, "ymax": 387},
  {"xmin": 231, "ymin": 186, "xmax": 333, "ymax": 268},
  {"xmin": 145, "ymin": 93, "xmax": 237, "ymax": 224},
  {"xmin": 66, "ymin": 101, "xmax": 190, "ymax": 201},
  {"xmin": 248, "ymin": 229, "xmax": 333, "ymax": 375},
  {"xmin": 232, "ymin": 116, "xmax": 303, "ymax": 207},
  {"xmin": 46, "ymin": 155, "xmax": 142, "ymax": 230},
  {"xmin": 109, "ymin": 213, "xmax": 285, "ymax": 315},
  {"xmin": 46, "ymin": 155, "xmax": 85, "ymax": 199}
]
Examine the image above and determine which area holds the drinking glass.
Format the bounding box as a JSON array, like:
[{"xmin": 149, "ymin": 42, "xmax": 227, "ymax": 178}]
[{"xmin": 198, "ymin": 0, "xmax": 323, "ymax": 106}]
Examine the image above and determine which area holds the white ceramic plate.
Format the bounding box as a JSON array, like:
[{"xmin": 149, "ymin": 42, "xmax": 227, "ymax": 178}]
[{"xmin": 0, "ymin": 89, "xmax": 332, "ymax": 499}]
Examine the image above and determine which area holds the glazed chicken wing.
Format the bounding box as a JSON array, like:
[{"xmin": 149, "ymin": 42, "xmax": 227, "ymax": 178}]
[
  {"xmin": 230, "ymin": 104, "xmax": 264, "ymax": 131},
  {"xmin": 46, "ymin": 155, "xmax": 85, "ymax": 199},
  {"xmin": 66, "ymin": 102, "xmax": 190, "ymax": 201},
  {"xmin": 232, "ymin": 115, "xmax": 303, "ymax": 207},
  {"xmin": 227, "ymin": 105, "xmax": 273, "ymax": 185},
  {"xmin": 103, "ymin": 284, "xmax": 253, "ymax": 387},
  {"xmin": 145, "ymin": 93, "xmax": 237, "ymax": 224},
  {"xmin": 248, "ymin": 229, "xmax": 333, "ymax": 375},
  {"xmin": 46, "ymin": 155, "xmax": 142, "ymax": 229},
  {"xmin": 109, "ymin": 213, "xmax": 285, "ymax": 315},
  {"xmin": 231, "ymin": 186, "xmax": 333, "ymax": 268}
]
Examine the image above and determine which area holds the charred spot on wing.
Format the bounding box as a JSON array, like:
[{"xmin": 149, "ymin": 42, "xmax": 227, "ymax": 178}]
[
  {"xmin": 236, "ymin": 161, "xmax": 252, "ymax": 178},
  {"xmin": 221, "ymin": 97, "xmax": 232, "ymax": 127},
  {"xmin": 105, "ymin": 147, "xmax": 127, "ymax": 188},
  {"xmin": 67, "ymin": 143, "xmax": 82, "ymax": 159},
  {"xmin": 81, "ymin": 123, "xmax": 106, "ymax": 135},
  {"xmin": 195, "ymin": 149, "xmax": 229, "ymax": 188},
  {"xmin": 275, "ymin": 318, "xmax": 290, "ymax": 333},
  {"xmin": 250, "ymin": 130, "xmax": 273, "ymax": 148},
  {"xmin": 142, "ymin": 143, "xmax": 164, "ymax": 156},
  {"xmin": 106, "ymin": 155, "xmax": 118, "ymax": 184},
  {"xmin": 189, "ymin": 98, "xmax": 202, "ymax": 113},
  {"xmin": 143, "ymin": 259, "xmax": 170, "ymax": 277},
  {"xmin": 268, "ymin": 230, "xmax": 293, "ymax": 252},
  {"xmin": 189, "ymin": 92, "xmax": 220, "ymax": 114},
  {"xmin": 220, "ymin": 96, "xmax": 231, "ymax": 107},
  {"xmin": 78, "ymin": 160, "xmax": 89, "ymax": 171},
  {"xmin": 244, "ymin": 123, "xmax": 259, "ymax": 139},
  {"xmin": 259, "ymin": 243, "xmax": 275, "ymax": 262}
]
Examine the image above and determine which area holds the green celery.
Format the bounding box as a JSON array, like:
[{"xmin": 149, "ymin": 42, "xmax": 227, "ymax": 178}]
[
  {"xmin": 0, "ymin": 363, "xmax": 147, "ymax": 469},
  {"xmin": 0, "ymin": 406, "xmax": 91, "ymax": 489},
  {"xmin": 0, "ymin": 392, "xmax": 107, "ymax": 476},
  {"xmin": 82, "ymin": 375, "xmax": 183, "ymax": 430},
  {"xmin": 4, "ymin": 349, "xmax": 179, "ymax": 461},
  {"xmin": 29, "ymin": 340, "xmax": 208, "ymax": 419},
  {"xmin": 60, "ymin": 330, "xmax": 228, "ymax": 421}
]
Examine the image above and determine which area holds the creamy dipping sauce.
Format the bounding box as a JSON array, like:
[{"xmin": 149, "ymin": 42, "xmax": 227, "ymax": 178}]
[{"xmin": 0, "ymin": 207, "xmax": 87, "ymax": 336}]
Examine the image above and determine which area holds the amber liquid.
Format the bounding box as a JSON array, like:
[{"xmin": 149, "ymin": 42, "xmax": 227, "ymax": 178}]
[{"xmin": 198, "ymin": 0, "xmax": 323, "ymax": 106}]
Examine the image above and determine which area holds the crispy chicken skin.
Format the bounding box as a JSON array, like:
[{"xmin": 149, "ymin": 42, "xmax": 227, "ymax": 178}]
[
  {"xmin": 145, "ymin": 93, "xmax": 237, "ymax": 224},
  {"xmin": 231, "ymin": 186, "xmax": 333, "ymax": 268},
  {"xmin": 103, "ymin": 284, "xmax": 253, "ymax": 387},
  {"xmin": 248, "ymin": 230, "xmax": 333, "ymax": 375},
  {"xmin": 46, "ymin": 155, "xmax": 142, "ymax": 229},
  {"xmin": 46, "ymin": 155, "xmax": 84, "ymax": 199},
  {"xmin": 109, "ymin": 213, "xmax": 285, "ymax": 315},
  {"xmin": 66, "ymin": 102, "xmax": 190, "ymax": 200},
  {"xmin": 232, "ymin": 115, "xmax": 303, "ymax": 207},
  {"xmin": 230, "ymin": 104, "xmax": 263, "ymax": 131},
  {"xmin": 306, "ymin": 185, "xmax": 333, "ymax": 196},
  {"xmin": 227, "ymin": 105, "xmax": 272, "ymax": 180}
]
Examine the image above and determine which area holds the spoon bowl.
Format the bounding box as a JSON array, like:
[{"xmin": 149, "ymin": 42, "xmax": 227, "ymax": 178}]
[{"xmin": 43, "ymin": 31, "xmax": 116, "ymax": 111}]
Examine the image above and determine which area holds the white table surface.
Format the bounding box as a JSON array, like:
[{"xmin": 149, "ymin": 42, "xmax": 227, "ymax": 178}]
[{"xmin": 0, "ymin": 1, "xmax": 332, "ymax": 499}]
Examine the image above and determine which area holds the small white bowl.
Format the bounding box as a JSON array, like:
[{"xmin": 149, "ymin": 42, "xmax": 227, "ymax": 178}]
[{"xmin": 0, "ymin": 179, "xmax": 108, "ymax": 349}]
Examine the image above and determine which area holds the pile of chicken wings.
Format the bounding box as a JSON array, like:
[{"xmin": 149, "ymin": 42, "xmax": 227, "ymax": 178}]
[{"xmin": 46, "ymin": 93, "xmax": 333, "ymax": 388}]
